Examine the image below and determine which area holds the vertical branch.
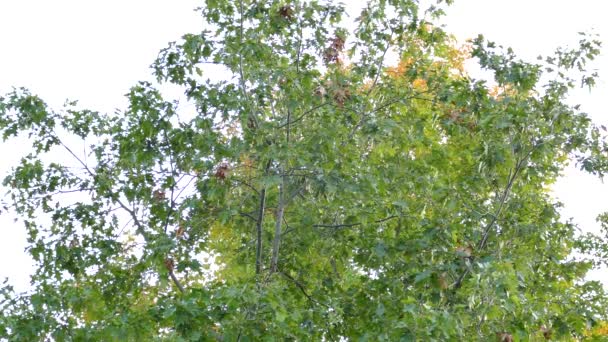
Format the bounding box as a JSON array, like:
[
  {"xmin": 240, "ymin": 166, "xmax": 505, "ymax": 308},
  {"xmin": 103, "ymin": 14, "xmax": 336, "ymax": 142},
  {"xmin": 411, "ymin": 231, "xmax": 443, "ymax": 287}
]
[
  {"xmin": 286, "ymin": 109, "xmax": 291, "ymax": 145},
  {"xmin": 162, "ymin": 129, "xmax": 177, "ymax": 234},
  {"xmin": 255, "ymin": 160, "xmax": 272, "ymax": 275},
  {"xmin": 270, "ymin": 108, "xmax": 290, "ymax": 273},
  {"xmin": 255, "ymin": 188, "xmax": 267, "ymax": 274},
  {"xmin": 270, "ymin": 179, "xmax": 285, "ymax": 273},
  {"xmin": 238, "ymin": 0, "xmax": 259, "ymax": 129},
  {"xmin": 161, "ymin": 130, "xmax": 185, "ymax": 293},
  {"xmin": 295, "ymin": 4, "xmax": 303, "ymax": 75},
  {"xmin": 452, "ymin": 144, "xmax": 537, "ymax": 290}
]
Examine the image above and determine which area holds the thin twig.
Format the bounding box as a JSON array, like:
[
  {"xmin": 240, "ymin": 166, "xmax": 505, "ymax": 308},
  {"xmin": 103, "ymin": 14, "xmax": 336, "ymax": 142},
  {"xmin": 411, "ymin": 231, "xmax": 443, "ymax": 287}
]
[
  {"xmin": 295, "ymin": 3, "xmax": 303, "ymax": 75},
  {"xmin": 59, "ymin": 138, "xmax": 186, "ymax": 294},
  {"xmin": 162, "ymin": 130, "xmax": 177, "ymax": 234},
  {"xmin": 240, "ymin": 211, "xmax": 257, "ymax": 222},
  {"xmin": 237, "ymin": 0, "xmax": 258, "ymax": 129},
  {"xmin": 343, "ymin": 91, "xmax": 434, "ymax": 145},
  {"xmin": 269, "ymin": 103, "xmax": 293, "ymax": 273},
  {"xmin": 452, "ymin": 146, "xmax": 537, "ymax": 290},
  {"xmin": 232, "ymin": 177, "xmax": 260, "ymax": 195},
  {"xmin": 279, "ymin": 271, "xmax": 328, "ymax": 307},
  {"xmin": 277, "ymin": 103, "xmax": 329, "ymax": 128},
  {"xmin": 366, "ymin": 31, "xmax": 393, "ymax": 96},
  {"xmin": 174, "ymin": 175, "xmax": 197, "ymax": 200},
  {"xmin": 313, "ymin": 215, "xmax": 398, "ymax": 229}
]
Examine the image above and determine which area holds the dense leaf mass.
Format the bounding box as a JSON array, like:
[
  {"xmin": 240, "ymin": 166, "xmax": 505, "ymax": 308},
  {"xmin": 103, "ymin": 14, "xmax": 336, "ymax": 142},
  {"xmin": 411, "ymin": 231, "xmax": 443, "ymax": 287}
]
[{"xmin": 1, "ymin": 0, "xmax": 608, "ymax": 340}]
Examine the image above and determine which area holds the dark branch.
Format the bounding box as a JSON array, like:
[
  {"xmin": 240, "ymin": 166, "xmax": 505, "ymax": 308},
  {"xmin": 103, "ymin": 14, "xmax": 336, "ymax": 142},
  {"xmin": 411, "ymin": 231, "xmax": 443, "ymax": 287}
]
[
  {"xmin": 255, "ymin": 160, "xmax": 272, "ymax": 275},
  {"xmin": 279, "ymin": 271, "xmax": 328, "ymax": 308},
  {"xmin": 277, "ymin": 103, "xmax": 329, "ymax": 128},
  {"xmin": 453, "ymin": 145, "xmax": 537, "ymax": 290},
  {"xmin": 313, "ymin": 215, "xmax": 398, "ymax": 229},
  {"xmin": 59, "ymin": 138, "xmax": 187, "ymax": 294},
  {"xmin": 270, "ymin": 179, "xmax": 285, "ymax": 273},
  {"xmin": 169, "ymin": 269, "xmax": 186, "ymax": 293}
]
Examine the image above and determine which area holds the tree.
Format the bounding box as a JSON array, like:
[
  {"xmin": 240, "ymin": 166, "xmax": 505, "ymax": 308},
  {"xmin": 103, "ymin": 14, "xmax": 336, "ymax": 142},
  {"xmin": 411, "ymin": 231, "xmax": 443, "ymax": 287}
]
[{"xmin": 1, "ymin": 0, "xmax": 608, "ymax": 340}]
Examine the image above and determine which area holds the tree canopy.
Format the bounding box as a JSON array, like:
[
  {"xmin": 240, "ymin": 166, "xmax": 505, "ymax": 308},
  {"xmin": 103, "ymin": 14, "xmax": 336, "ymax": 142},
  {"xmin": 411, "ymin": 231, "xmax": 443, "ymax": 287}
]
[{"xmin": 1, "ymin": 0, "xmax": 608, "ymax": 340}]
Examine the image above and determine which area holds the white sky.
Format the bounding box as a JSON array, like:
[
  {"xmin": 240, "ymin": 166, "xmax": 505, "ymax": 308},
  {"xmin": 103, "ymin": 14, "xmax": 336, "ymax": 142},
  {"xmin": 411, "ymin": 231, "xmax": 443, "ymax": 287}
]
[{"xmin": 0, "ymin": 1, "xmax": 606, "ymax": 292}]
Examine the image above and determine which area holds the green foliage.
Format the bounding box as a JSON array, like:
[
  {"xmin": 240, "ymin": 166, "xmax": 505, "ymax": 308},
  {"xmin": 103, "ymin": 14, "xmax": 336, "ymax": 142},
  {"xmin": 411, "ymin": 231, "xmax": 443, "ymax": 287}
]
[{"xmin": 1, "ymin": 0, "xmax": 608, "ymax": 340}]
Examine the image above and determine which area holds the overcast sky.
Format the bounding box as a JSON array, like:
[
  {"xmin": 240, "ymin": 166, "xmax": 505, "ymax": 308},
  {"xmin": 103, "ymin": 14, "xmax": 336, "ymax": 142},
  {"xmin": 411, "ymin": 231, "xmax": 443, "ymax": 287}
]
[{"xmin": 0, "ymin": 1, "xmax": 606, "ymax": 292}]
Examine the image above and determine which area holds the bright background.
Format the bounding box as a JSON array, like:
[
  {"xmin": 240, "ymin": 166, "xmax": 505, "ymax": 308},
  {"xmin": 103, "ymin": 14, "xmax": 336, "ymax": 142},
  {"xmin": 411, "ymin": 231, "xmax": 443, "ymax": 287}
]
[{"xmin": 0, "ymin": 1, "xmax": 606, "ymax": 293}]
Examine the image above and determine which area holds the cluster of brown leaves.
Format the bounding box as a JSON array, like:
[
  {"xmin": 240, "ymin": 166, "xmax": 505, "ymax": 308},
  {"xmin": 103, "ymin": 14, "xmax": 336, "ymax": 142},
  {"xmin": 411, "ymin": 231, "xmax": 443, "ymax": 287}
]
[
  {"xmin": 443, "ymin": 107, "xmax": 477, "ymax": 132},
  {"xmin": 175, "ymin": 225, "xmax": 186, "ymax": 239},
  {"xmin": 496, "ymin": 332, "xmax": 513, "ymax": 342},
  {"xmin": 163, "ymin": 258, "xmax": 175, "ymax": 272},
  {"xmin": 496, "ymin": 326, "xmax": 551, "ymax": 341},
  {"xmin": 215, "ymin": 163, "xmax": 230, "ymax": 180},
  {"xmin": 323, "ymin": 34, "xmax": 345, "ymax": 64},
  {"xmin": 153, "ymin": 190, "xmax": 166, "ymax": 201},
  {"xmin": 278, "ymin": 5, "xmax": 294, "ymax": 21},
  {"xmin": 332, "ymin": 85, "xmax": 351, "ymax": 107},
  {"xmin": 540, "ymin": 326, "xmax": 552, "ymax": 340},
  {"xmin": 314, "ymin": 78, "xmax": 351, "ymax": 107},
  {"xmin": 316, "ymin": 83, "xmax": 351, "ymax": 107},
  {"xmin": 455, "ymin": 244, "xmax": 473, "ymax": 258}
]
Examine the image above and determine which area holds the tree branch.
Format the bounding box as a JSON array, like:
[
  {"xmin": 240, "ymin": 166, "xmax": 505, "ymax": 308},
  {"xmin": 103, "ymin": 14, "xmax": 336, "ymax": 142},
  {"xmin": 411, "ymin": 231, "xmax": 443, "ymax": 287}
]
[
  {"xmin": 365, "ymin": 30, "xmax": 393, "ymax": 96},
  {"xmin": 270, "ymin": 178, "xmax": 285, "ymax": 273},
  {"xmin": 279, "ymin": 271, "xmax": 328, "ymax": 307},
  {"xmin": 452, "ymin": 146, "xmax": 536, "ymax": 290},
  {"xmin": 313, "ymin": 215, "xmax": 398, "ymax": 229},
  {"xmin": 162, "ymin": 129, "xmax": 177, "ymax": 234},
  {"xmin": 59, "ymin": 138, "xmax": 187, "ymax": 294},
  {"xmin": 269, "ymin": 103, "xmax": 294, "ymax": 273},
  {"xmin": 240, "ymin": 211, "xmax": 257, "ymax": 222},
  {"xmin": 169, "ymin": 269, "xmax": 185, "ymax": 293},
  {"xmin": 255, "ymin": 187, "xmax": 267, "ymax": 275},
  {"xmin": 237, "ymin": 0, "xmax": 259, "ymax": 129},
  {"xmin": 277, "ymin": 103, "xmax": 329, "ymax": 128},
  {"xmin": 255, "ymin": 160, "xmax": 272, "ymax": 275}
]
